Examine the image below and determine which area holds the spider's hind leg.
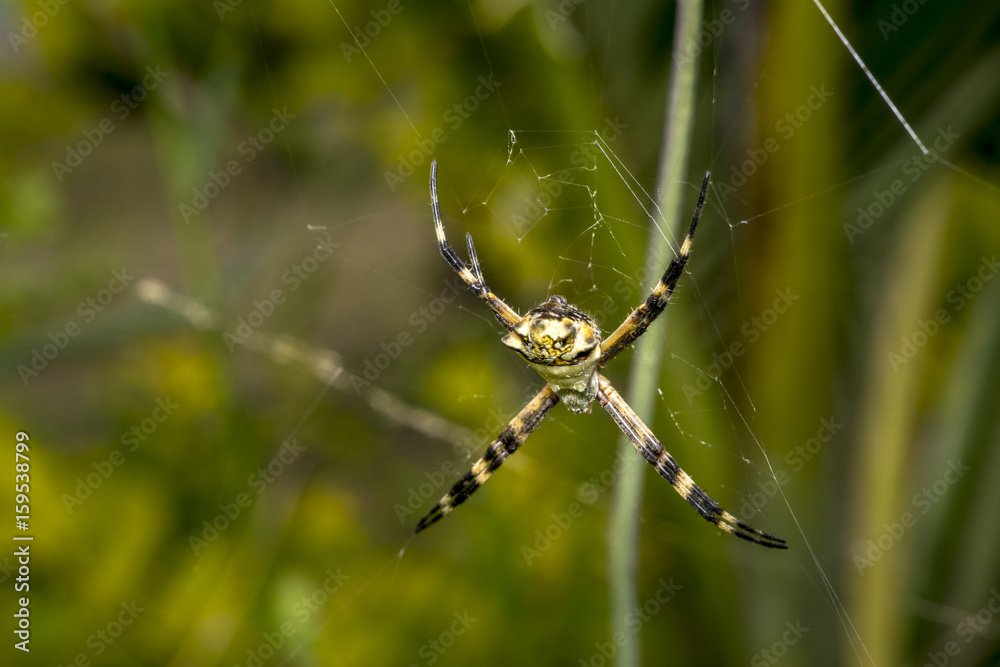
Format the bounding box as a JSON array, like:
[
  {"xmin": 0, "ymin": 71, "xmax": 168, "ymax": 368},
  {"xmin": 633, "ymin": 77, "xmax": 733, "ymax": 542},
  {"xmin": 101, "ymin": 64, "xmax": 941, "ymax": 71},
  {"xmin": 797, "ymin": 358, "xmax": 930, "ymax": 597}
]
[
  {"xmin": 596, "ymin": 375, "xmax": 787, "ymax": 549},
  {"xmin": 416, "ymin": 385, "xmax": 559, "ymax": 532}
]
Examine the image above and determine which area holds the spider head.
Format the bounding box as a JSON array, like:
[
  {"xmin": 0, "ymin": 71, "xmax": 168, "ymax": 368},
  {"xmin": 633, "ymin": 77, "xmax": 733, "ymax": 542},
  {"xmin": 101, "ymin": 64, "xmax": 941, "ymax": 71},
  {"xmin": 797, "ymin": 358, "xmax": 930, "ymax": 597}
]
[
  {"xmin": 501, "ymin": 295, "xmax": 601, "ymax": 366},
  {"xmin": 501, "ymin": 295, "xmax": 602, "ymax": 413}
]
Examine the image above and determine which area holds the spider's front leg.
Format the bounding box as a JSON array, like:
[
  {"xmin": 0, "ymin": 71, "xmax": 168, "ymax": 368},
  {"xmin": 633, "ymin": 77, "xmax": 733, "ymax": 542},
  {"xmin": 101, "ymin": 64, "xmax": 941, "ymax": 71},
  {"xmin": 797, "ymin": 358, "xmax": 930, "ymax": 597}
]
[
  {"xmin": 600, "ymin": 172, "xmax": 710, "ymax": 365},
  {"xmin": 416, "ymin": 385, "xmax": 559, "ymax": 532},
  {"xmin": 430, "ymin": 161, "xmax": 521, "ymax": 330}
]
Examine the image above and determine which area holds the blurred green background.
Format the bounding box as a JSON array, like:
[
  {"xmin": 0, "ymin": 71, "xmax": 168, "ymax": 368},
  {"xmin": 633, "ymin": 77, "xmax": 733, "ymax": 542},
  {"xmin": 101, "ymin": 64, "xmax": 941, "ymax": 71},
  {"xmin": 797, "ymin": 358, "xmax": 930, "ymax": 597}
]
[{"xmin": 1, "ymin": 0, "xmax": 999, "ymax": 665}]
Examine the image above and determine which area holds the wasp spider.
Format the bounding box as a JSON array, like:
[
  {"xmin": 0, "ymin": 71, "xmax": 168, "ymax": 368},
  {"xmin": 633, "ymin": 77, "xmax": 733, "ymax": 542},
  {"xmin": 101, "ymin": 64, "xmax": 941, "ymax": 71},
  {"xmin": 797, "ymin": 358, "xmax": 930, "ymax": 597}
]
[{"xmin": 415, "ymin": 161, "xmax": 787, "ymax": 549}]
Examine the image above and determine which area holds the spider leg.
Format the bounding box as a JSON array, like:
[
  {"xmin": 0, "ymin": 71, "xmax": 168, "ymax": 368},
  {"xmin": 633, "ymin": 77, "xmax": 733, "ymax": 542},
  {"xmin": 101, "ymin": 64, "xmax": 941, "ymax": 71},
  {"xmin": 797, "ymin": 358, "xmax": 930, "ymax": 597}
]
[
  {"xmin": 596, "ymin": 375, "xmax": 787, "ymax": 549},
  {"xmin": 431, "ymin": 160, "xmax": 521, "ymax": 330},
  {"xmin": 599, "ymin": 172, "xmax": 710, "ymax": 365},
  {"xmin": 416, "ymin": 385, "xmax": 559, "ymax": 532}
]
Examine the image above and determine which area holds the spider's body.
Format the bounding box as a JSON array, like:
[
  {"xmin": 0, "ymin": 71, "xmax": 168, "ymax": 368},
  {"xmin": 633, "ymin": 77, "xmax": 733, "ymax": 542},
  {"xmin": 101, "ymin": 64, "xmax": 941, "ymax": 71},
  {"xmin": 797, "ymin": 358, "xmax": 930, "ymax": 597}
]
[
  {"xmin": 501, "ymin": 295, "xmax": 601, "ymax": 413},
  {"xmin": 417, "ymin": 161, "xmax": 787, "ymax": 549}
]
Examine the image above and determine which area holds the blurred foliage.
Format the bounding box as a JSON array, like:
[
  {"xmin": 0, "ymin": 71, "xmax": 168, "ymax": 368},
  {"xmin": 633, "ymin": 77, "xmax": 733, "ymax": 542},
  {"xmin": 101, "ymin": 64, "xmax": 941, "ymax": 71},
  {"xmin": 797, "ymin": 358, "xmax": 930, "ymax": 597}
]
[{"xmin": 1, "ymin": 0, "xmax": 999, "ymax": 665}]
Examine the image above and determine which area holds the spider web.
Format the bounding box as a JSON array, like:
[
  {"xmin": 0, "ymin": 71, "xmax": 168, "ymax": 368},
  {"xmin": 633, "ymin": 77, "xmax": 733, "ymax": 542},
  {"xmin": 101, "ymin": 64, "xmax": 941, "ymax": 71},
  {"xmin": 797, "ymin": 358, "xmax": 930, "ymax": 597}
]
[
  {"xmin": 458, "ymin": 114, "xmax": 878, "ymax": 665},
  {"xmin": 275, "ymin": 1, "xmax": 998, "ymax": 666}
]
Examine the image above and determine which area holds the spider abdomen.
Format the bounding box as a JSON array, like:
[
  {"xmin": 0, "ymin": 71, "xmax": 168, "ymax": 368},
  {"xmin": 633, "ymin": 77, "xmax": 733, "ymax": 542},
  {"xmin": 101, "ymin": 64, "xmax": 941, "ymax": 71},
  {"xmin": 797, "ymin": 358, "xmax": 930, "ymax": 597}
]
[{"xmin": 527, "ymin": 356, "xmax": 600, "ymax": 413}]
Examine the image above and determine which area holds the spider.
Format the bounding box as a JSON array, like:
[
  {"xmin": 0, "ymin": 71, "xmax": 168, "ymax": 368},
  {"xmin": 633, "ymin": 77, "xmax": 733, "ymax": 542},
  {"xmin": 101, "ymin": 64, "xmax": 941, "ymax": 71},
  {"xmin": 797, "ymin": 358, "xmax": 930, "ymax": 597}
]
[{"xmin": 415, "ymin": 161, "xmax": 787, "ymax": 549}]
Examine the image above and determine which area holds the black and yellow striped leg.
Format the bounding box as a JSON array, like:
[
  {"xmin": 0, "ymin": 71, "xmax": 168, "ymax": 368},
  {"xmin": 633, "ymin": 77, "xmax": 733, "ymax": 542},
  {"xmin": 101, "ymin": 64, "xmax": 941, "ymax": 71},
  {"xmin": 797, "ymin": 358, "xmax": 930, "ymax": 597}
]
[
  {"xmin": 416, "ymin": 385, "xmax": 559, "ymax": 532},
  {"xmin": 599, "ymin": 172, "xmax": 710, "ymax": 365},
  {"xmin": 430, "ymin": 160, "xmax": 521, "ymax": 330},
  {"xmin": 596, "ymin": 375, "xmax": 787, "ymax": 549}
]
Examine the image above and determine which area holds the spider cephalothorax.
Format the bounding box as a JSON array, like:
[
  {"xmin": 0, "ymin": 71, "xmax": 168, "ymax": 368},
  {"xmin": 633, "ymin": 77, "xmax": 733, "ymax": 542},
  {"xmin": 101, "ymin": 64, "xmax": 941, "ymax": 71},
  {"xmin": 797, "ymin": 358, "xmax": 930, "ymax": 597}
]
[
  {"xmin": 417, "ymin": 161, "xmax": 787, "ymax": 549},
  {"xmin": 500, "ymin": 295, "xmax": 601, "ymax": 413}
]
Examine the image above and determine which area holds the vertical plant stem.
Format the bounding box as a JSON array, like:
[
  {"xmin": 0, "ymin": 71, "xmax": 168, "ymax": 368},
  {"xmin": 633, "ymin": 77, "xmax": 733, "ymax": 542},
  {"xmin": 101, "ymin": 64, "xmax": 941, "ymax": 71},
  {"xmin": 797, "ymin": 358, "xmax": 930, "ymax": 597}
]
[{"xmin": 607, "ymin": 1, "xmax": 703, "ymax": 665}]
